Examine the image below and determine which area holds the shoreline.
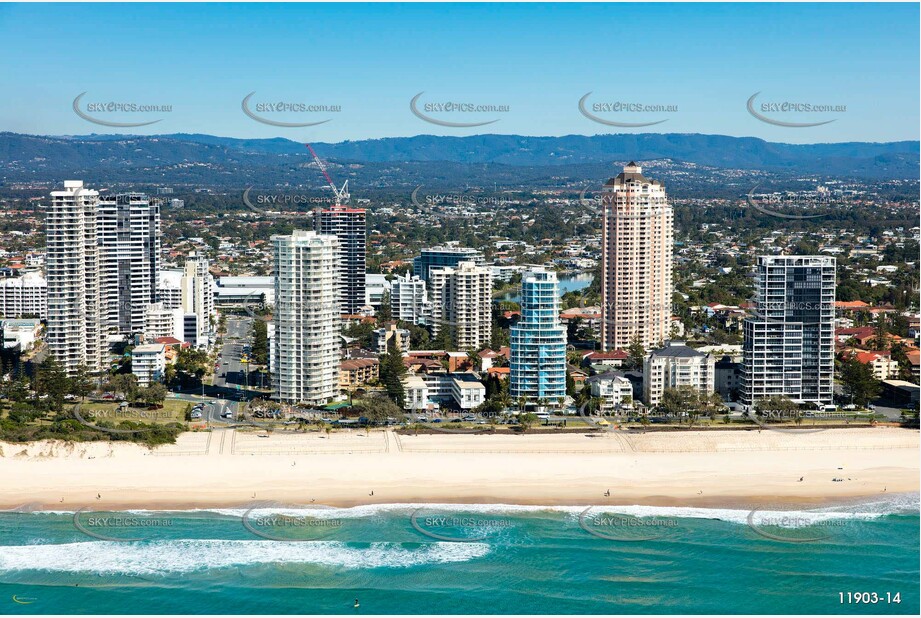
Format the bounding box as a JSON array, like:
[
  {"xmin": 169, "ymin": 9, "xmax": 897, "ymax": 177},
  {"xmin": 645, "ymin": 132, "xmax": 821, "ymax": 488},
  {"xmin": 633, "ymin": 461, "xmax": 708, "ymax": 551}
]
[
  {"xmin": 6, "ymin": 492, "xmax": 917, "ymax": 514},
  {"xmin": 1, "ymin": 427, "xmax": 917, "ymax": 512}
]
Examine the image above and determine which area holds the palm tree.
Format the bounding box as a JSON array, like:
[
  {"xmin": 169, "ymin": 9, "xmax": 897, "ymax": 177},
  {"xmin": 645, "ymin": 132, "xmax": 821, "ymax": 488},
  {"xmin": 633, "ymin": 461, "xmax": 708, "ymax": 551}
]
[
  {"xmin": 498, "ymin": 390, "xmax": 512, "ymax": 415},
  {"xmin": 639, "ymin": 413, "xmax": 650, "ymax": 433},
  {"xmin": 517, "ymin": 396, "xmax": 528, "ymax": 415}
]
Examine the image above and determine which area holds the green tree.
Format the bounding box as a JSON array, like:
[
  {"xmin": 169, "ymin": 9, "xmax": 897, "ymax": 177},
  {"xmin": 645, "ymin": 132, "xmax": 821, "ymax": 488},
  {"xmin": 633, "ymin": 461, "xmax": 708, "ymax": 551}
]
[
  {"xmin": 354, "ymin": 396, "xmax": 403, "ymax": 424},
  {"xmin": 518, "ymin": 412, "xmax": 537, "ymax": 432},
  {"xmin": 377, "ymin": 291, "xmax": 393, "ymax": 323},
  {"xmin": 34, "ymin": 356, "xmax": 69, "ymax": 411},
  {"xmin": 251, "ymin": 319, "xmax": 269, "ymax": 365},
  {"xmin": 565, "ymin": 370, "xmax": 576, "ymax": 396},
  {"xmin": 108, "ymin": 373, "xmax": 139, "ymax": 402},
  {"xmin": 69, "ymin": 363, "xmax": 95, "ymax": 402},
  {"xmin": 840, "ymin": 357, "xmax": 881, "ymax": 407},
  {"xmin": 659, "ymin": 386, "xmax": 699, "ymax": 421},
  {"xmin": 625, "ymin": 335, "xmax": 646, "ymax": 371},
  {"xmin": 378, "ymin": 338, "xmax": 407, "ymax": 408},
  {"xmin": 754, "ymin": 395, "xmax": 799, "ymax": 423},
  {"xmin": 874, "ymin": 315, "xmax": 890, "ymax": 351},
  {"xmin": 140, "ymin": 383, "xmax": 168, "ymax": 407}
]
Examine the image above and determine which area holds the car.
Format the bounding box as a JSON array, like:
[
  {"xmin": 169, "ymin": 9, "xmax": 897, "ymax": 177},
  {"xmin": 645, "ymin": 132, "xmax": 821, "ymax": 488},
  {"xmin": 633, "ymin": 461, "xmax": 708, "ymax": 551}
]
[
  {"xmin": 843, "ymin": 404, "xmax": 858, "ymax": 411},
  {"xmin": 432, "ymin": 418, "xmax": 443, "ymax": 423},
  {"xmin": 450, "ymin": 418, "xmax": 462, "ymax": 423},
  {"xmin": 462, "ymin": 415, "xmax": 476, "ymax": 422},
  {"xmin": 320, "ymin": 417, "xmax": 334, "ymax": 423},
  {"xmin": 190, "ymin": 411, "xmax": 203, "ymax": 420},
  {"xmin": 416, "ymin": 415, "xmax": 427, "ymax": 422}
]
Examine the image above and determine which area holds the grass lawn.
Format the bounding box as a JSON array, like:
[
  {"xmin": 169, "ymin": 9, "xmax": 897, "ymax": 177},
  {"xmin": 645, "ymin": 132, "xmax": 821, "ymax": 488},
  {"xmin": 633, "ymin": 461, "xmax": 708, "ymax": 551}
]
[{"xmin": 80, "ymin": 399, "xmax": 190, "ymax": 425}]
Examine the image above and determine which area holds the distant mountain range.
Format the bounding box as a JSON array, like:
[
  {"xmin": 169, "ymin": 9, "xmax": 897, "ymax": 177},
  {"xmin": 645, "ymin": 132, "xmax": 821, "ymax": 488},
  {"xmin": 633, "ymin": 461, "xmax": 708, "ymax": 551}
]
[{"xmin": 0, "ymin": 132, "xmax": 917, "ymax": 186}]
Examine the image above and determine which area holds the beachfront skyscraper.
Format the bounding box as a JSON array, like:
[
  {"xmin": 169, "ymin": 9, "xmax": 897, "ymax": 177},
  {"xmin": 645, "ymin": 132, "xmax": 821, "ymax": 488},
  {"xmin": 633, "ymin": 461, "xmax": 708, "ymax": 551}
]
[
  {"xmin": 429, "ymin": 260, "xmax": 493, "ymax": 351},
  {"xmin": 98, "ymin": 193, "xmax": 161, "ymax": 336},
  {"xmin": 741, "ymin": 255, "xmax": 836, "ymax": 407},
  {"xmin": 180, "ymin": 251, "xmax": 215, "ymax": 346},
  {"xmin": 509, "ymin": 268, "xmax": 567, "ymax": 405},
  {"xmin": 600, "ymin": 163, "xmax": 673, "ymax": 351},
  {"xmin": 412, "ymin": 244, "xmax": 485, "ymax": 285},
  {"xmin": 316, "ymin": 205, "xmax": 366, "ymax": 315},
  {"xmin": 272, "ymin": 230, "xmax": 341, "ymax": 404},
  {"xmin": 46, "ymin": 181, "xmax": 105, "ymax": 373}
]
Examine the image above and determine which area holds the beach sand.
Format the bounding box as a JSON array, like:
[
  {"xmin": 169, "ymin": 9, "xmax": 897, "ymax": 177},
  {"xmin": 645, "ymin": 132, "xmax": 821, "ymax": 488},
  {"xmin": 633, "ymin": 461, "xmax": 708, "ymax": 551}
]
[{"xmin": 1, "ymin": 427, "xmax": 917, "ymax": 510}]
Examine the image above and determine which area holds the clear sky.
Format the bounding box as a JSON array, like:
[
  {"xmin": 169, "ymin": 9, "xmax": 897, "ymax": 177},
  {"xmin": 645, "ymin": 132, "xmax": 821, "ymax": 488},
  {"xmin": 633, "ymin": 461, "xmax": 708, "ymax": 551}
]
[{"xmin": 0, "ymin": 2, "xmax": 918, "ymax": 144}]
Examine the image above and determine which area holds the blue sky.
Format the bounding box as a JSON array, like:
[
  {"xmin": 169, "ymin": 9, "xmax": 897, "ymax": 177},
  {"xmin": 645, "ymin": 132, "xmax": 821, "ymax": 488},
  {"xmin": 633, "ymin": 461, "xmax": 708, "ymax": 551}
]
[{"xmin": 0, "ymin": 2, "xmax": 918, "ymax": 143}]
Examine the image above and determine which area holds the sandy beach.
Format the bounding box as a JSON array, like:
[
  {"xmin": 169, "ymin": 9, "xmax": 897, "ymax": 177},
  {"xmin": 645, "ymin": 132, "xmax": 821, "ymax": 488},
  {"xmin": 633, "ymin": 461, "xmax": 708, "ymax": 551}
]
[{"xmin": 1, "ymin": 427, "xmax": 918, "ymax": 510}]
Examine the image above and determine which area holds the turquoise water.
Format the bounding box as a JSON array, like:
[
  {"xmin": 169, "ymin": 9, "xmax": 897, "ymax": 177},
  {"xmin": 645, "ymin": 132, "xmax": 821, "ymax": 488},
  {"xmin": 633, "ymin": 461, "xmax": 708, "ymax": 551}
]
[
  {"xmin": 1, "ymin": 496, "xmax": 918, "ymax": 615},
  {"xmin": 499, "ymin": 272, "xmax": 593, "ymax": 304}
]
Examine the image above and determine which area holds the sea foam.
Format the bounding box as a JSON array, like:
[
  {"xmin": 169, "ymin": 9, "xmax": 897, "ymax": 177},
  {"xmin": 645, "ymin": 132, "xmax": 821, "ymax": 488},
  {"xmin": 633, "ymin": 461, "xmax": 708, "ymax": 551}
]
[{"xmin": 0, "ymin": 539, "xmax": 490, "ymax": 575}]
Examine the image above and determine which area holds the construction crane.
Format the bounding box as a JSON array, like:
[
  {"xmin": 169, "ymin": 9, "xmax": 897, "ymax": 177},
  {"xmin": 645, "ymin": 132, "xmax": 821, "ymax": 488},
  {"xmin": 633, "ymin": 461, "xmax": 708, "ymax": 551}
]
[{"xmin": 305, "ymin": 143, "xmax": 349, "ymax": 206}]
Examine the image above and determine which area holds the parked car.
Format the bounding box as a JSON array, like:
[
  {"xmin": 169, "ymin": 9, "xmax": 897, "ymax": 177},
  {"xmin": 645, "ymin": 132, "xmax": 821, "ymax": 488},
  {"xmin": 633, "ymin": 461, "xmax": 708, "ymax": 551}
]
[{"xmin": 462, "ymin": 415, "xmax": 476, "ymax": 422}]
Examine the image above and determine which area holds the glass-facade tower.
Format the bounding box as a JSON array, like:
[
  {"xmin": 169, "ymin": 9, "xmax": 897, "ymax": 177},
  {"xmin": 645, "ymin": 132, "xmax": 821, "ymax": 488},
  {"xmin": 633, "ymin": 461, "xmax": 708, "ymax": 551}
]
[{"xmin": 510, "ymin": 268, "xmax": 567, "ymax": 404}]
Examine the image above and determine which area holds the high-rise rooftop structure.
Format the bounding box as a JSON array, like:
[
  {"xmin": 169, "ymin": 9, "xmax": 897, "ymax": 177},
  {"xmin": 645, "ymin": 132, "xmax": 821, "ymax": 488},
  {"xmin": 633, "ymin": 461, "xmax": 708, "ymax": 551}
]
[
  {"xmin": 46, "ymin": 181, "xmax": 105, "ymax": 373},
  {"xmin": 600, "ymin": 163, "xmax": 673, "ymax": 350},
  {"xmin": 316, "ymin": 205, "xmax": 366, "ymax": 314},
  {"xmin": 742, "ymin": 256, "xmax": 836, "ymax": 406},
  {"xmin": 390, "ymin": 273, "xmax": 431, "ymax": 325},
  {"xmin": 181, "ymin": 251, "xmax": 214, "ymax": 345},
  {"xmin": 413, "ymin": 244, "xmax": 485, "ymax": 286},
  {"xmin": 509, "ymin": 268, "xmax": 568, "ymax": 405},
  {"xmin": 429, "ymin": 260, "xmax": 492, "ymax": 351},
  {"xmin": 98, "ymin": 193, "xmax": 160, "ymax": 336},
  {"xmin": 272, "ymin": 230, "xmax": 341, "ymax": 404}
]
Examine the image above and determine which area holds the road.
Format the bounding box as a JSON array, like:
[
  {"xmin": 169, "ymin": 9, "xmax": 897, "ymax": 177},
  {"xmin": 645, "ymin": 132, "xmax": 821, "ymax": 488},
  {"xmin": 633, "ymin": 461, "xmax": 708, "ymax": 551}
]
[
  {"xmin": 168, "ymin": 316, "xmax": 263, "ymax": 425},
  {"xmin": 212, "ymin": 316, "xmax": 269, "ymax": 399},
  {"xmin": 167, "ymin": 392, "xmax": 238, "ymax": 425}
]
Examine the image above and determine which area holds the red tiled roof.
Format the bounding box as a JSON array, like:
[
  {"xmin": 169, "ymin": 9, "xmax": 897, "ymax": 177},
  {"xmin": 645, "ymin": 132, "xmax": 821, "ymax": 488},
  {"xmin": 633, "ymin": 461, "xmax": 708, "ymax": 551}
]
[
  {"xmin": 836, "ymin": 327, "xmax": 875, "ymax": 338},
  {"xmin": 835, "ymin": 300, "xmax": 870, "ymax": 309}
]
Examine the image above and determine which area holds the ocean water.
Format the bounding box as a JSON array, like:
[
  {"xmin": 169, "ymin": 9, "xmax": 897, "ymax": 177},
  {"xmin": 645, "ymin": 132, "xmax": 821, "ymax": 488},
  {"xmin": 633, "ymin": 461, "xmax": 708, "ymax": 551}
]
[{"xmin": 0, "ymin": 495, "xmax": 918, "ymax": 615}]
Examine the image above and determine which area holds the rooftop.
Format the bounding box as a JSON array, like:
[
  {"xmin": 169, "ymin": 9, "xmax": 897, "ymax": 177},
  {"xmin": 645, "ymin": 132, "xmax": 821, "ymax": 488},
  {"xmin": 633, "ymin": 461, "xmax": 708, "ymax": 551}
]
[{"xmin": 649, "ymin": 341, "xmax": 706, "ymax": 359}]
